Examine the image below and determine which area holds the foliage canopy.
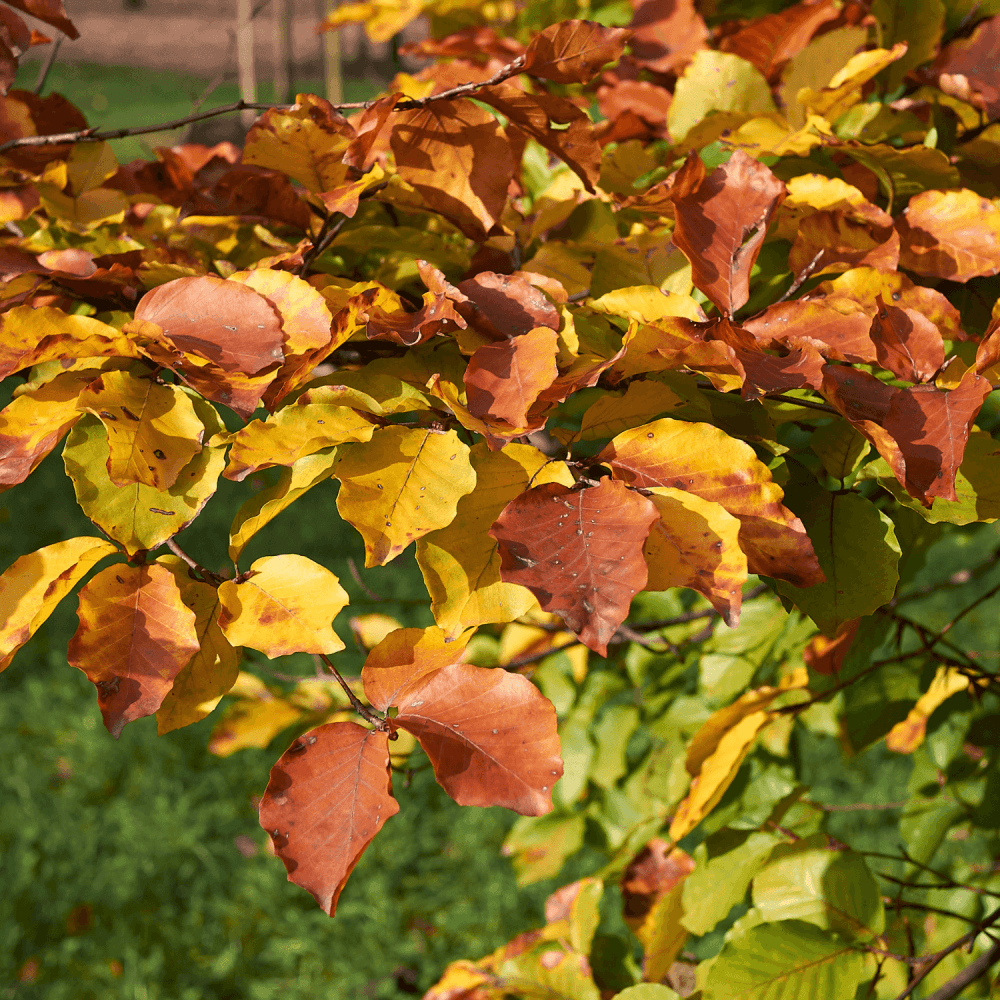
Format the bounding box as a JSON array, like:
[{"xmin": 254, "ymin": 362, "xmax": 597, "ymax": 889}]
[{"xmin": 2, "ymin": 0, "xmax": 1000, "ymax": 996}]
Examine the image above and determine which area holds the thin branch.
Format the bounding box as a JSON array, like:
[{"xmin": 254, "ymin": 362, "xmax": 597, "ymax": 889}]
[
  {"xmin": 346, "ymin": 556, "xmax": 384, "ymax": 602},
  {"xmin": 297, "ymin": 212, "xmax": 348, "ymax": 275},
  {"xmin": 920, "ymin": 939, "xmax": 1000, "ymax": 1000},
  {"xmin": 775, "ymin": 249, "xmax": 823, "ymax": 303},
  {"xmin": 166, "ymin": 538, "xmax": 223, "ymax": 585},
  {"xmin": 318, "ymin": 653, "xmax": 385, "ymax": 727},
  {"xmin": 805, "ymin": 799, "xmax": 909, "ymax": 812},
  {"xmin": 694, "ymin": 380, "xmax": 839, "ymax": 415},
  {"xmin": 503, "ymin": 640, "xmax": 580, "ymax": 671},
  {"xmin": 34, "ymin": 35, "xmax": 63, "ymax": 95}
]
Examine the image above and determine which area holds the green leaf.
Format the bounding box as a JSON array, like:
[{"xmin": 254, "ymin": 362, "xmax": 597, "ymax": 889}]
[
  {"xmin": 871, "ymin": 0, "xmax": 945, "ymax": 93},
  {"xmin": 612, "ymin": 984, "xmax": 681, "ymax": 1000},
  {"xmin": 751, "ymin": 835, "xmax": 885, "ymax": 940},
  {"xmin": 503, "ymin": 814, "xmax": 586, "ymax": 886},
  {"xmin": 553, "ymin": 717, "xmax": 595, "ymax": 808},
  {"xmin": 590, "ymin": 706, "xmax": 639, "ymax": 789},
  {"xmin": 705, "ymin": 919, "xmax": 867, "ymax": 1000},
  {"xmin": 842, "ymin": 662, "xmax": 921, "ymax": 751},
  {"xmin": 777, "ymin": 491, "xmax": 900, "ymax": 637},
  {"xmin": 809, "ymin": 420, "xmax": 869, "ymax": 481},
  {"xmin": 498, "ymin": 948, "xmax": 600, "ymax": 1000},
  {"xmin": 681, "ymin": 830, "xmax": 780, "ymax": 936},
  {"xmin": 900, "ymin": 796, "xmax": 965, "ymax": 867}
]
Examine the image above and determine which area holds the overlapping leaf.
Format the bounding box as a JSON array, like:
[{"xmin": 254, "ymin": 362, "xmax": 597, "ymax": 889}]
[{"xmin": 521, "ymin": 19, "xmax": 631, "ymax": 84}]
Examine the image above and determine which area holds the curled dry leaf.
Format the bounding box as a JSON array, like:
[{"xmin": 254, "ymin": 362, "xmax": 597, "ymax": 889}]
[
  {"xmin": 522, "ymin": 19, "xmax": 631, "ymax": 84},
  {"xmin": 489, "ymin": 478, "xmax": 659, "ymax": 655},
  {"xmin": 217, "ymin": 554, "xmax": 349, "ymax": 657},
  {"xmin": 67, "ymin": 562, "xmax": 200, "ymax": 738},
  {"xmin": 394, "ymin": 661, "xmax": 563, "ymax": 815},
  {"xmin": 133, "ymin": 275, "xmax": 285, "ymax": 375},
  {"xmin": 599, "ymin": 418, "xmax": 824, "ymax": 587},
  {"xmin": 259, "ymin": 722, "xmax": 398, "ymax": 916}
]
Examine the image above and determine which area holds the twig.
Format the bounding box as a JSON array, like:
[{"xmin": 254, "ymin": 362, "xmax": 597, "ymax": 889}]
[
  {"xmin": 694, "ymin": 380, "xmax": 839, "ymax": 415},
  {"xmin": 318, "ymin": 653, "xmax": 385, "ymax": 727},
  {"xmin": 166, "ymin": 538, "xmax": 223, "ymax": 585},
  {"xmin": 775, "ymin": 249, "xmax": 823, "ymax": 303},
  {"xmin": 346, "ymin": 556, "xmax": 384, "ymax": 602},
  {"xmin": 34, "ymin": 35, "xmax": 63, "ymax": 95},
  {"xmin": 919, "ymin": 939, "xmax": 1000, "ymax": 1000},
  {"xmin": 503, "ymin": 640, "xmax": 580, "ymax": 671},
  {"xmin": 297, "ymin": 212, "xmax": 347, "ymax": 275},
  {"xmin": 806, "ymin": 799, "xmax": 909, "ymax": 812}
]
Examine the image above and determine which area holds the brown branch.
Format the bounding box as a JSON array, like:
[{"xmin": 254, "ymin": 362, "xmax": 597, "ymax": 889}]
[
  {"xmin": 346, "ymin": 556, "xmax": 385, "ymax": 602},
  {"xmin": 166, "ymin": 538, "xmax": 223, "ymax": 585},
  {"xmin": 34, "ymin": 35, "xmax": 63, "ymax": 95},
  {"xmin": 920, "ymin": 939, "xmax": 1000, "ymax": 1000},
  {"xmin": 318, "ymin": 653, "xmax": 385, "ymax": 727},
  {"xmin": 694, "ymin": 380, "xmax": 839, "ymax": 415}
]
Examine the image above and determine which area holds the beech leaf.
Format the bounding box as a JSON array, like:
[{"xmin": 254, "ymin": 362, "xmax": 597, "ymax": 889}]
[
  {"xmin": 885, "ymin": 666, "xmax": 970, "ymax": 754},
  {"xmin": 489, "ymin": 478, "xmax": 659, "ymax": 656},
  {"xmin": 0, "ymin": 536, "xmax": 117, "ymax": 671},
  {"xmin": 67, "ymin": 562, "xmax": 200, "ymax": 738},
  {"xmin": 870, "ymin": 293, "xmax": 945, "ymax": 384},
  {"xmin": 217, "ymin": 554, "xmax": 349, "ymax": 657},
  {"xmin": 258, "ymin": 722, "xmax": 398, "ymax": 916},
  {"xmin": 521, "ymin": 19, "xmax": 630, "ymax": 84},
  {"xmin": 394, "ymin": 661, "xmax": 562, "ymax": 815}
]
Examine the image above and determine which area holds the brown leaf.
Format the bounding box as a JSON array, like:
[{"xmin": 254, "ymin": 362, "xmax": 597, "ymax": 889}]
[
  {"xmin": 344, "ymin": 94, "xmax": 399, "ymax": 170},
  {"xmin": 598, "ymin": 418, "xmax": 824, "ymax": 587},
  {"xmin": 394, "ymin": 661, "xmax": 562, "ymax": 814},
  {"xmin": 489, "ymin": 478, "xmax": 659, "ymax": 655},
  {"xmin": 596, "ymin": 80, "xmax": 672, "ymax": 140},
  {"xmin": 870, "ymin": 293, "xmax": 944, "ymax": 383},
  {"xmin": 629, "ymin": 0, "xmax": 709, "ymax": 74},
  {"xmin": 522, "ymin": 19, "xmax": 631, "ymax": 84},
  {"xmin": 897, "ymin": 189, "xmax": 1000, "ymax": 281},
  {"xmin": 928, "ymin": 14, "xmax": 1000, "ymax": 120},
  {"xmin": 133, "ymin": 275, "xmax": 285, "ymax": 375},
  {"xmin": 718, "ymin": 0, "xmax": 840, "ymax": 82},
  {"xmin": 670, "ymin": 150, "xmax": 786, "ymax": 317},
  {"xmin": 181, "ymin": 165, "xmax": 312, "ymax": 230},
  {"xmin": 733, "ymin": 339, "xmax": 827, "ymax": 400},
  {"xmin": 364, "ymin": 271, "xmax": 468, "ymax": 347},
  {"xmin": 745, "ymin": 297, "xmax": 877, "ymax": 364},
  {"xmin": 476, "ymin": 84, "xmax": 601, "ymax": 192},
  {"xmin": 464, "ymin": 327, "xmax": 560, "ymax": 429},
  {"xmin": 258, "ymin": 722, "xmax": 398, "ymax": 916},
  {"xmin": 67, "ymin": 562, "xmax": 200, "ymax": 738},
  {"xmin": 457, "ymin": 270, "xmax": 562, "ymax": 341},
  {"xmin": 391, "ymin": 100, "xmax": 515, "ymax": 240},
  {"xmin": 0, "ymin": 89, "xmax": 87, "ymax": 173},
  {"xmin": 621, "ymin": 839, "xmax": 695, "ymax": 928},
  {"xmin": 3, "ymin": 0, "xmax": 77, "ymax": 40},
  {"xmin": 788, "ymin": 210, "xmax": 900, "ymax": 279}
]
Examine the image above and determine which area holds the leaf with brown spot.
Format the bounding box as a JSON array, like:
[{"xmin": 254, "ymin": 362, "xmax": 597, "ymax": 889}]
[
  {"xmin": 217, "ymin": 554, "xmax": 349, "ymax": 657},
  {"xmin": 669, "ymin": 150, "xmax": 786, "ymax": 317},
  {"xmin": 464, "ymin": 327, "xmax": 561, "ymax": 430},
  {"xmin": 599, "ymin": 418, "xmax": 824, "ymax": 587},
  {"xmin": 897, "ymin": 188, "xmax": 1000, "ymax": 281},
  {"xmin": 643, "ymin": 487, "xmax": 748, "ymax": 626},
  {"xmin": 489, "ymin": 478, "xmax": 659, "ymax": 655},
  {"xmin": 734, "ymin": 340, "xmax": 827, "ymax": 401},
  {"xmin": 521, "ymin": 19, "xmax": 630, "ymax": 84},
  {"xmin": 258, "ymin": 722, "xmax": 398, "ymax": 916},
  {"xmin": 364, "ymin": 268, "xmax": 468, "ymax": 347},
  {"xmin": 870, "ymin": 293, "xmax": 944, "ymax": 384},
  {"xmin": 133, "ymin": 274, "xmax": 285, "ymax": 375},
  {"xmin": 394, "ymin": 661, "xmax": 562, "ymax": 814},
  {"xmin": 67, "ymin": 562, "xmax": 200, "ymax": 738},
  {"xmin": 77, "ymin": 369, "xmax": 205, "ymax": 490},
  {"xmin": 361, "ymin": 625, "xmax": 473, "ymax": 712},
  {"xmin": 391, "ymin": 100, "xmax": 515, "ymax": 240}
]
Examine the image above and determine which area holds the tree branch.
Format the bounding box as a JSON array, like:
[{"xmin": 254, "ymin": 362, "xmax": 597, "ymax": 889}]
[
  {"xmin": 919, "ymin": 940, "xmax": 1000, "ymax": 1000},
  {"xmin": 318, "ymin": 653, "xmax": 385, "ymax": 728}
]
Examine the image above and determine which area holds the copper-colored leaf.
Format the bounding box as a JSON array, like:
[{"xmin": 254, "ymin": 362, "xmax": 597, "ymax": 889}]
[
  {"xmin": 3, "ymin": 0, "xmax": 77, "ymax": 39},
  {"xmin": 477, "ymin": 84, "xmax": 601, "ymax": 192},
  {"xmin": 391, "ymin": 100, "xmax": 515, "ymax": 240},
  {"xmin": 629, "ymin": 0, "xmax": 709, "ymax": 74},
  {"xmin": 670, "ymin": 150, "xmax": 786, "ymax": 317},
  {"xmin": 258, "ymin": 722, "xmax": 398, "ymax": 915},
  {"xmin": 788, "ymin": 210, "xmax": 900, "ymax": 278},
  {"xmin": 464, "ymin": 327, "xmax": 560, "ymax": 431},
  {"xmin": 67, "ymin": 562, "xmax": 200, "ymax": 738},
  {"xmin": 929, "ymin": 14, "xmax": 1000, "ymax": 121},
  {"xmin": 621, "ymin": 838, "xmax": 696, "ymax": 930},
  {"xmin": 897, "ymin": 189, "xmax": 1000, "ymax": 281},
  {"xmin": 599, "ymin": 418, "xmax": 824, "ymax": 587},
  {"xmin": 133, "ymin": 275, "xmax": 285, "ymax": 375},
  {"xmin": 394, "ymin": 661, "xmax": 562, "ymax": 814},
  {"xmin": 745, "ymin": 297, "xmax": 877, "ymax": 364},
  {"xmin": 718, "ymin": 0, "xmax": 840, "ymax": 82},
  {"xmin": 521, "ymin": 19, "xmax": 630, "ymax": 84},
  {"xmin": 870, "ymin": 293, "xmax": 944, "ymax": 383},
  {"xmin": 361, "ymin": 625, "xmax": 473, "ymax": 712},
  {"xmin": 457, "ymin": 270, "xmax": 562, "ymax": 342},
  {"xmin": 489, "ymin": 478, "xmax": 659, "ymax": 655}
]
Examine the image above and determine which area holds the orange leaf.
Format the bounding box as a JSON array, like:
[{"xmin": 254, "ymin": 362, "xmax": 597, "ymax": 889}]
[
  {"xmin": 361, "ymin": 625, "xmax": 473, "ymax": 712},
  {"xmin": 490, "ymin": 478, "xmax": 659, "ymax": 655},
  {"xmin": 4, "ymin": 0, "xmax": 77, "ymax": 40},
  {"xmin": 746, "ymin": 297, "xmax": 877, "ymax": 364},
  {"xmin": 522, "ymin": 19, "xmax": 630, "ymax": 83},
  {"xmin": 391, "ymin": 100, "xmax": 515, "ymax": 239},
  {"xmin": 870, "ymin": 293, "xmax": 945, "ymax": 384},
  {"xmin": 788, "ymin": 210, "xmax": 900, "ymax": 278},
  {"xmin": 67, "ymin": 562, "xmax": 200, "ymax": 738},
  {"xmin": 929, "ymin": 14, "xmax": 1000, "ymax": 121},
  {"xmin": 629, "ymin": 0, "xmax": 709, "ymax": 74},
  {"xmin": 258, "ymin": 722, "xmax": 398, "ymax": 915},
  {"xmin": 394, "ymin": 661, "xmax": 562, "ymax": 814},
  {"xmin": 599, "ymin": 418, "xmax": 824, "ymax": 587},
  {"xmin": 133, "ymin": 275, "xmax": 285, "ymax": 375},
  {"xmin": 670, "ymin": 150, "xmax": 786, "ymax": 317},
  {"xmin": 464, "ymin": 327, "xmax": 560, "ymax": 430},
  {"xmin": 458, "ymin": 270, "xmax": 562, "ymax": 341}
]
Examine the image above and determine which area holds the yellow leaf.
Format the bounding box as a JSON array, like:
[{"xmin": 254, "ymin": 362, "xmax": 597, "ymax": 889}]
[
  {"xmin": 335, "ymin": 425, "xmax": 477, "ymax": 567},
  {"xmin": 0, "ymin": 536, "xmax": 118, "ymax": 671},
  {"xmin": 638, "ymin": 879, "xmax": 690, "ymax": 983},
  {"xmin": 208, "ymin": 674, "xmax": 305, "ymax": 757},
  {"xmin": 797, "ymin": 44, "xmax": 908, "ymax": 122},
  {"xmin": 587, "ymin": 285, "xmax": 705, "ymax": 324},
  {"xmin": 155, "ymin": 557, "xmax": 241, "ymax": 735},
  {"xmin": 644, "ymin": 487, "xmax": 748, "ymax": 625},
  {"xmin": 886, "ymin": 667, "xmax": 970, "ymax": 753},
  {"xmin": 243, "ymin": 93, "xmax": 353, "ymax": 193},
  {"xmin": 308, "ymin": 370, "xmax": 433, "ymax": 415},
  {"xmin": 349, "ymin": 613, "xmax": 404, "ymax": 650},
  {"xmin": 77, "ymin": 368, "xmax": 205, "ymax": 490},
  {"xmin": 63, "ymin": 409, "xmax": 227, "ymax": 558},
  {"xmin": 569, "ymin": 379, "xmax": 688, "ymax": 443},
  {"xmin": 669, "ymin": 710, "xmax": 774, "ymax": 840},
  {"xmin": 217, "ymin": 554, "xmax": 349, "ymax": 657},
  {"xmin": 228, "ymin": 449, "xmax": 340, "ymax": 563},
  {"xmin": 416, "ymin": 442, "xmax": 574, "ymax": 637},
  {"xmin": 64, "ymin": 142, "xmax": 119, "ymax": 195},
  {"xmin": 38, "ymin": 185, "xmax": 129, "ymax": 228},
  {"xmin": 318, "ymin": 0, "xmax": 424, "ymax": 43}
]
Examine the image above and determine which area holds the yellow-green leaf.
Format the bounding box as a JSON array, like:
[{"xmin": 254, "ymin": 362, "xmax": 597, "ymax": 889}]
[
  {"xmin": 217, "ymin": 554, "xmax": 349, "ymax": 656},
  {"xmin": 797, "ymin": 44, "xmax": 908, "ymax": 122},
  {"xmin": 416, "ymin": 442, "xmax": 574, "ymax": 637},
  {"xmin": 335, "ymin": 425, "xmax": 476, "ymax": 567},
  {"xmin": 0, "ymin": 536, "xmax": 118, "ymax": 671}
]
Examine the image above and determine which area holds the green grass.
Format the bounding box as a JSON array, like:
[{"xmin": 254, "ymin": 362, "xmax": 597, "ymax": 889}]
[{"xmin": 11, "ymin": 62, "xmax": 385, "ymax": 164}]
